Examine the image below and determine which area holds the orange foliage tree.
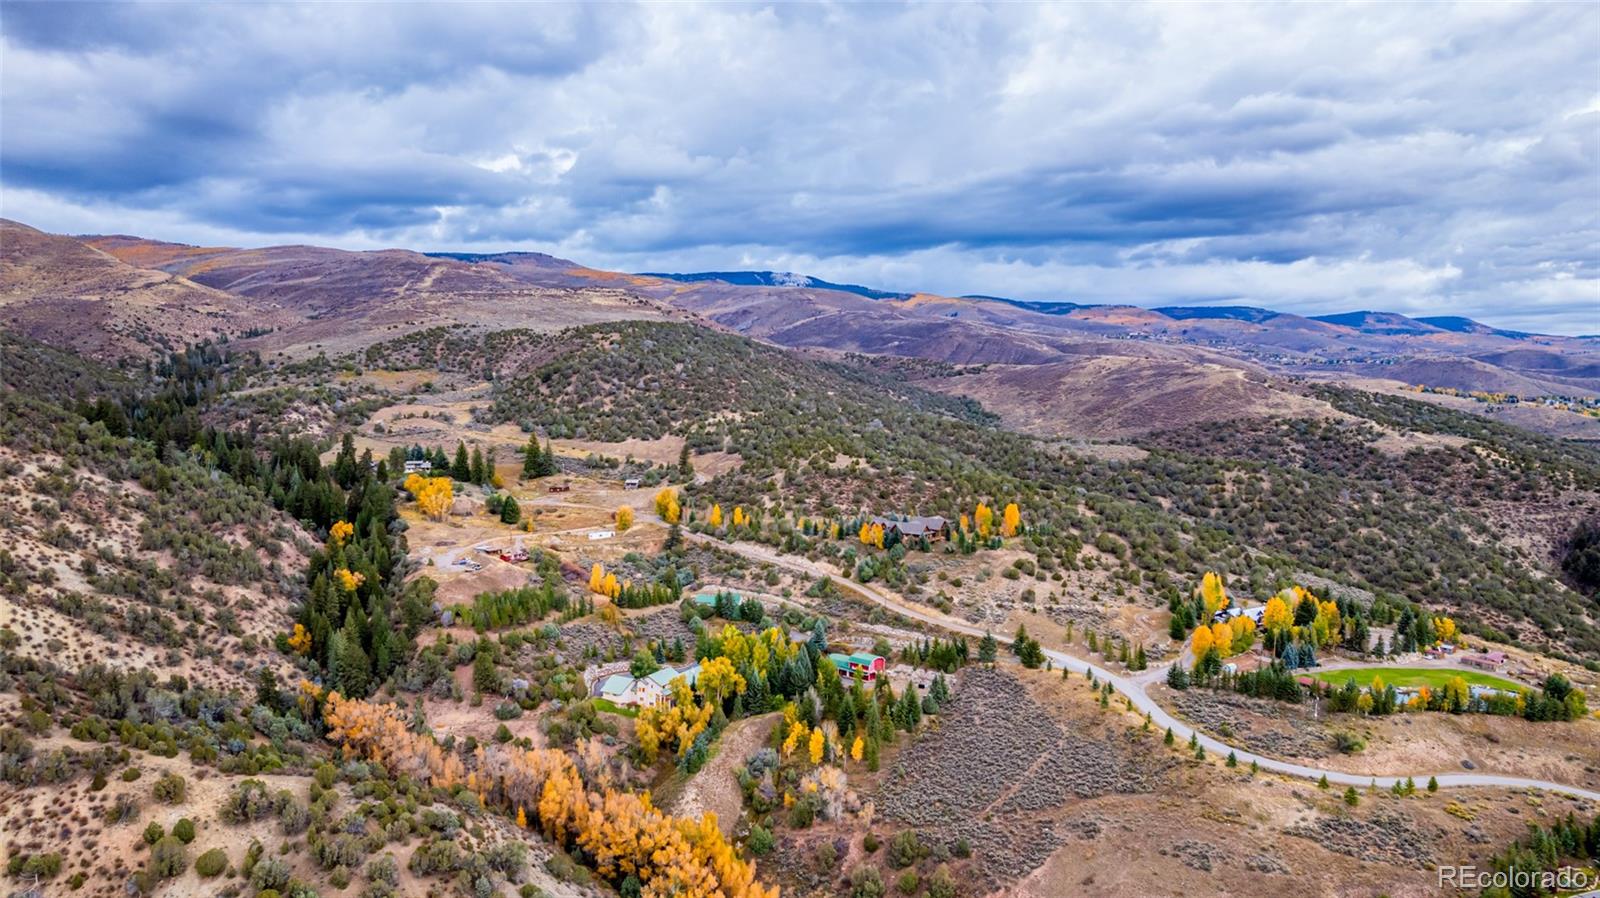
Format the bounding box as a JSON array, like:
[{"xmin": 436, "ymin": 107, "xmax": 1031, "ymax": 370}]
[
  {"xmin": 1001, "ymin": 503, "xmax": 1021, "ymax": 538},
  {"xmin": 323, "ymin": 693, "xmax": 776, "ymax": 898}
]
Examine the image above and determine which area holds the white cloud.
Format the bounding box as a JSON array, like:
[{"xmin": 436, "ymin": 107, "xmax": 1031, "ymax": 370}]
[{"xmin": 1, "ymin": 1, "xmax": 1596, "ymax": 332}]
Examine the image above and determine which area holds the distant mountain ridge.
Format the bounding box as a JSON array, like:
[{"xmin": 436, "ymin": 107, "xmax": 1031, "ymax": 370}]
[
  {"xmin": 640, "ymin": 267, "xmax": 1550, "ymax": 338},
  {"xmin": 640, "ymin": 270, "xmax": 912, "ymax": 301},
  {"xmin": 1416, "ymin": 316, "xmax": 1532, "ymax": 340},
  {"xmin": 3, "ymin": 222, "xmax": 1597, "ymax": 443}
]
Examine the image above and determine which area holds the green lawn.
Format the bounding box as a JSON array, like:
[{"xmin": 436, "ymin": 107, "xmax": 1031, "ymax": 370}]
[
  {"xmin": 1308, "ymin": 666, "xmax": 1525, "ymax": 692},
  {"xmin": 592, "ymin": 698, "xmax": 639, "ymax": 718}
]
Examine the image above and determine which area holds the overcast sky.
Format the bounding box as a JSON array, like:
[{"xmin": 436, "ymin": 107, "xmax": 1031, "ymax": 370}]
[{"xmin": 2, "ymin": 2, "xmax": 1597, "ymax": 333}]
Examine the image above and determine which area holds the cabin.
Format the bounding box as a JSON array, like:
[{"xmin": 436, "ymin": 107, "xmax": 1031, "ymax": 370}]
[
  {"xmin": 827, "ymin": 651, "xmax": 887, "ymax": 683},
  {"xmin": 403, "ymin": 459, "xmax": 433, "ymax": 474},
  {"xmin": 623, "ymin": 478, "xmax": 641, "ymax": 490},
  {"xmin": 1461, "ymin": 651, "xmax": 1508, "ymax": 671},
  {"xmin": 870, "ymin": 514, "xmax": 951, "ymax": 543},
  {"xmin": 499, "ymin": 545, "xmax": 529, "ymax": 563},
  {"xmin": 548, "ymin": 481, "xmax": 572, "ymax": 493}
]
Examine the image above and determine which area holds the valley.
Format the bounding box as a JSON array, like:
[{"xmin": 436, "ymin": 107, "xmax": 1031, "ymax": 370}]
[{"xmin": 2, "ymin": 223, "xmax": 1599, "ymax": 898}]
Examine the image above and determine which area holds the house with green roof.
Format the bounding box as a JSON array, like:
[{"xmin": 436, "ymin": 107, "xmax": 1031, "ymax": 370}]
[
  {"xmin": 826, "ymin": 651, "xmax": 886, "ymax": 683},
  {"xmin": 598, "ymin": 663, "xmax": 702, "ymax": 710}
]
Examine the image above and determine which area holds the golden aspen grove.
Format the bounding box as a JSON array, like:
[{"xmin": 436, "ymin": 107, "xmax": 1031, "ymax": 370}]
[
  {"xmin": 323, "ymin": 692, "xmax": 777, "ymax": 898},
  {"xmin": 405, "ymin": 472, "xmax": 454, "ymax": 520}
]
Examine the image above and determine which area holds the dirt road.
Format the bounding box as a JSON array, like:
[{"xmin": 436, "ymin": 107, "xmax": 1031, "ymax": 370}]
[{"xmin": 681, "ymin": 530, "xmax": 1600, "ymax": 802}]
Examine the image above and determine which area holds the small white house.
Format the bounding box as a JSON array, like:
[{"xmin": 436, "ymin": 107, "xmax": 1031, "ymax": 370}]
[
  {"xmin": 404, "ymin": 459, "xmax": 433, "ymax": 474},
  {"xmin": 623, "ymin": 478, "xmax": 641, "ymax": 490}
]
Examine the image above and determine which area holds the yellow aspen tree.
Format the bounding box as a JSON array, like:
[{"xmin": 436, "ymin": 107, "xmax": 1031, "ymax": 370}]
[
  {"xmin": 782, "ymin": 722, "xmax": 808, "ymax": 758},
  {"xmin": 335, "ymin": 568, "xmax": 365, "ymax": 592},
  {"xmin": 696, "ymin": 656, "xmax": 747, "ymax": 704},
  {"xmin": 1198, "ymin": 571, "xmax": 1229, "ymax": 617},
  {"xmin": 636, "ymin": 716, "xmax": 661, "ymax": 764},
  {"xmin": 416, "ymin": 476, "xmax": 453, "ymax": 520},
  {"xmin": 808, "ymin": 727, "xmax": 825, "ymax": 765},
  {"xmin": 1229, "ymin": 616, "xmax": 1255, "ymax": 653},
  {"xmin": 287, "ymin": 623, "xmax": 312, "ymax": 655},
  {"xmin": 1434, "ymin": 616, "xmax": 1457, "ymax": 644},
  {"xmin": 974, "ymin": 502, "xmax": 994, "ymax": 538},
  {"xmin": 615, "ymin": 506, "xmax": 634, "ymax": 531},
  {"xmin": 1190, "ymin": 624, "xmax": 1214, "ymax": 663},
  {"xmin": 1262, "ymin": 596, "xmax": 1292, "ymax": 634},
  {"xmin": 850, "ymin": 736, "xmax": 864, "ymax": 762},
  {"xmin": 1316, "ymin": 602, "xmax": 1341, "ymax": 646},
  {"xmin": 329, "ymin": 520, "xmax": 354, "ymax": 545},
  {"xmin": 1209, "ymin": 621, "xmax": 1234, "ymax": 659},
  {"xmin": 590, "ymin": 563, "xmax": 604, "ymax": 593},
  {"xmin": 654, "ymin": 488, "xmax": 682, "ymax": 523},
  {"xmin": 858, "ymin": 522, "xmax": 872, "ymax": 544},
  {"xmin": 517, "ymin": 806, "xmax": 528, "ymax": 828},
  {"xmin": 709, "ymin": 504, "xmax": 723, "ymax": 528},
  {"xmin": 1001, "ymin": 503, "xmax": 1021, "ymax": 537}
]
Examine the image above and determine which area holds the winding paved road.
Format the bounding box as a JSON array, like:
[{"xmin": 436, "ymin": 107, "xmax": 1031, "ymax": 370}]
[{"xmin": 683, "ymin": 530, "xmax": 1600, "ymax": 802}]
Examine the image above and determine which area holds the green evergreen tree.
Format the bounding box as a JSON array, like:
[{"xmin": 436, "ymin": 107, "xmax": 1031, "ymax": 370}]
[
  {"xmin": 452, "ymin": 442, "xmax": 471, "ymax": 481},
  {"xmin": 473, "ymin": 640, "xmax": 498, "ymax": 694},
  {"xmin": 531, "ymin": 432, "xmax": 550, "ymax": 477},
  {"xmin": 677, "ymin": 443, "xmax": 693, "ymax": 481},
  {"xmin": 538, "ymin": 440, "xmax": 557, "ymax": 477},
  {"xmin": 500, "ymin": 495, "xmax": 521, "ymax": 525}
]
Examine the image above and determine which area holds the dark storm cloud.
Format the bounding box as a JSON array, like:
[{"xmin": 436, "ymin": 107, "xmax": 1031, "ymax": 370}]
[{"xmin": 2, "ymin": 1, "xmax": 1595, "ymax": 332}]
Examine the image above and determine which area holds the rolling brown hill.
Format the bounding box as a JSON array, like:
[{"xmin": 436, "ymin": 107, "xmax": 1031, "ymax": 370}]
[
  {"xmin": 921, "ymin": 355, "xmax": 1335, "ymax": 440},
  {"xmin": 7, "ymin": 220, "xmax": 1600, "ymax": 440},
  {"xmin": 0, "ymin": 220, "xmax": 294, "ymax": 360},
  {"xmin": 83, "ymin": 237, "xmax": 687, "ymax": 358}
]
